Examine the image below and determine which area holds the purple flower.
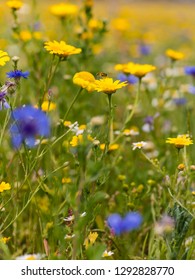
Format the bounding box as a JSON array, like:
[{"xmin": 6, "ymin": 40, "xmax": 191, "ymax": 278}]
[
  {"xmin": 139, "ymin": 44, "xmax": 151, "ymax": 56},
  {"xmin": 6, "ymin": 70, "xmax": 29, "ymax": 79},
  {"xmin": 173, "ymin": 98, "xmax": 187, "ymax": 106},
  {"xmin": 0, "ymin": 91, "xmax": 10, "ymax": 110},
  {"xmin": 107, "ymin": 211, "xmax": 142, "ymax": 235},
  {"xmin": 117, "ymin": 73, "xmax": 138, "ymax": 85},
  {"xmin": 188, "ymin": 85, "xmax": 195, "ymax": 95},
  {"xmin": 184, "ymin": 66, "xmax": 195, "ymax": 77},
  {"xmin": 10, "ymin": 105, "xmax": 50, "ymax": 149}
]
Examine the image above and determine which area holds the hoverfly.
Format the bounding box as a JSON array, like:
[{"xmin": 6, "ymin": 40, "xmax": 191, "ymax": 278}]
[{"xmin": 96, "ymin": 72, "xmax": 108, "ymax": 79}]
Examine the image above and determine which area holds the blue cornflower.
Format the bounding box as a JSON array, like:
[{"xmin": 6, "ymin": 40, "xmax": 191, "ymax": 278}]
[
  {"xmin": 184, "ymin": 66, "xmax": 195, "ymax": 77},
  {"xmin": 6, "ymin": 70, "xmax": 29, "ymax": 79},
  {"xmin": 10, "ymin": 105, "xmax": 50, "ymax": 149},
  {"xmin": 173, "ymin": 98, "xmax": 187, "ymax": 106},
  {"xmin": 117, "ymin": 73, "xmax": 138, "ymax": 85},
  {"xmin": 139, "ymin": 44, "xmax": 151, "ymax": 56},
  {"xmin": 107, "ymin": 211, "xmax": 142, "ymax": 235}
]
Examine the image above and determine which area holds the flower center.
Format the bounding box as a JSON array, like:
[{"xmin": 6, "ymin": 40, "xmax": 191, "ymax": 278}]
[{"xmin": 20, "ymin": 119, "xmax": 38, "ymax": 137}]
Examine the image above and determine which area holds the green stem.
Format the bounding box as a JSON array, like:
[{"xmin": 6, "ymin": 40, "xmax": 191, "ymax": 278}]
[
  {"xmin": 125, "ymin": 77, "xmax": 141, "ymax": 126},
  {"xmin": 41, "ymin": 56, "xmax": 60, "ymax": 105},
  {"xmin": 107, "ymin": 94, "xmax": 113, "ymax": 144},
  {"xmin": 72, "ymin": 166, "xmax": 85, "ymax": 259},
  {"xmin": 63, "ymin": 87, "xmax": 83, "ymax": 122},
  {"xmin": 113, "ymin": 78, "xmax": 141, "ymax": 144}
]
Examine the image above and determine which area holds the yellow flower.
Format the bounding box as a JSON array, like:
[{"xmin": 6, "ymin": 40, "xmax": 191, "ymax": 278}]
[
  {"xmin": 100, "ymin": 143, "xmax": 119, "ymax": 151},
  {"xmin": 19, "ymin": 30, "xmax": 32, "ymax": 42},
  {"xmin": 62, "ymin": 177, "xmax": 72, "ymax": 184},
  {"xmin": 95, "ymin": 77, "xmax": 127, "ymax": 94},
  {"xmin": 50, "ymin": 3, "xmax": 78, "ymax": 18},
  {"xmin": 177, "ymin": 163, "xmax": 185, "ymax": 170},
  {"xmin": 0, "ymin": 182, "xmax": 11, "ymax": 193},
  {"xmin": 84, "ymin": 232, "xmax": 98, "ymax": 249},
  {"xmin": 165, "ymin": 49, "xmax": 184, "ymax": 61},
  {"xmin": 64, "ymin": 121, "xmax": 72, "ymax": 127},
  {"xmin": 44, "ymin": 40, "xmax": 82, "ymax": 59},
  {"xmin": 6, "ymin": 0, "xmax": 23, "ymax": 10},
  {"xmin": 73, "ymin": 71, "xmax": 96, "ymax": 92},
  {"xmin": 84, "ymin": 0, "xmax": 93, "ymax": 8},
  {"xmin": 41, "ymin": 101, "xmax": 56, "ymax": 112},
  {"xmin": 115, "ymin": 62, "xmax": 156, "ymax": 78},
  {"xmin": 0, "ymin": 50, "xmax": 10, "ymax": 66},
  {"xmin": 166, "ymin": 134, "xmax": 193, "ymax": 149},
  {"xmin": 70, "ymin": 135, "xmax": 83, "ymax": 147},
  {"xmin": 70, "ymin": 134, "xmax": 93, "ymax": 147},
  {"xmin": 88, "ymin": 19, "xmax": 103, "ymax": 30},
  {"xmin": 0, "ymin": 237, "xmax": 11, "ymax": 244}
]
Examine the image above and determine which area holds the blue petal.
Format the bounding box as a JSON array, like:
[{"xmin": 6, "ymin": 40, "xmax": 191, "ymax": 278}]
[
  {"xmin": 107, "ymin": 213, "xmax": 123, "ymax": 235},
  {"xmin": 121, "ymin": 212, "xmax": 142, "ymax": 233}
]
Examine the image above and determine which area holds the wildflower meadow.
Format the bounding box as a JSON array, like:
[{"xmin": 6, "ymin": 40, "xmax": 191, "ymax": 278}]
[{"xmin": 0, "ymin": 0, "xmax": 195, "ymax": 261}]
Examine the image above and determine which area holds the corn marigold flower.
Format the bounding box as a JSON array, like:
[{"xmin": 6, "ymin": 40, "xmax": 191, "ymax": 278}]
[
  {"xmin": 6, "ymin": 70, "xmax": 29, "ymax": 79},
  {"xmin": 0, "ymin": 50, "xmax": 10, "ymax": 66},
  {"xmin": 41, "ymin": 101, "xmax": 56, "ymax": 112},
  {"xmin": 115, "ymin": 62, "xmax": 156, "ymax": 78},
  {"xmin": 95, "ymin": 77, "xmax": 127, "ymax": 94},
  {"xmin": 44, "ymin": 40, "xmax": 82, "ymax": 59},
  {"xmin": 107, "ymin": 212, "xmax": 142, "ymax": 235},
  {"xmin": 166, "ymin": 134, "xmax": 193, "ymax": 149},
  {"xmin": 0, "ymin": 181, "xmax": 11, "ymax": 193},
  {"xmin": 73, "ymin": 71, "xmax": 96, "ymax": 92},
  {"xmin": 165, "ymin": 49, "xmax": 184, "ymax": 61},
  {"xmin": 10, "ymin": 105, "xmax": 50, "ymax": 149},
  {"xmin": 6, "ymin": 0, "xmax": 23, "ymax": 10},
  {"xmin": 132, "ymin": 141, "xmax": 147, "ymax": 150},
  {"xmin": 50, "ymin": 3, "xmax": 78, "ymax": 18}
]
